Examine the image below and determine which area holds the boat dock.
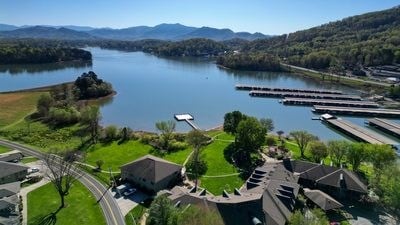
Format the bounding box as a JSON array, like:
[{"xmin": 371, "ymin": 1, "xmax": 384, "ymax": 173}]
[
  {"xmin": 249, "ymin": 91, "xmax": 361, "ymax": 100},
  {"xmin": 321, "ymin": 114, "xmax": 397, "ymax": 145},
  {"xmin": 313, "ymin": 106, "xmax": 400, "ymax": 118},
  {"xmin": 174, "ymin": 114, "xmax": 200, "ymax": 130},
  {"xmin": 368, "ymin": 118, "xmax": 400, "ymax": 138},
  {"xmin": 282, "ymin": 98, "xmax": 379, "ymax": 108},
  {"xmin": 236, "ymin": 84, "xmax": 342, "ymax": 94}
]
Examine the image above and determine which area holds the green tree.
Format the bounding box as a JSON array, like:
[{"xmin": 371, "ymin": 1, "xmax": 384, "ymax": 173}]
[
  {"xmin": 327, "ymin": 140, "xmax": 350, "ymax": 167},
  {"xmin": 309, "ymin": 141, "xmax": 328, "ymax": 163},
  {"xmin": 147, "ymin": 195, "xmax": 178, "ymax": 225},
  {"xmin": 186, "ymin": 130, "xmax": 209, "ymax": 188},
  {"xmin": 236, "ymin": 117, "xmax": 266, "ymax": 152},
  {"xmin": 223, "ymin": 111, "xmax": 246, "ymax": 134},
  {"xmin": 377, "ymin": 164, "xmax": 400, "ymax": 214},
  {"xmin": 36, "ymin": 93, "xmax": 54, "ymax": 117},
  {"xmin": 367, "ymin": 144, "xmax": 396, "ymax": 179},
  {"xmin": 155, "ymin": 120, "xmax": 176, "ymax": 151},
  {"xmin": 259, "ymin": 118, "xmax": 274, "ymax": 132},
  {"xmin": 289, "ymin": 130, "xmax": 317, "ymax": 158},
  {"xmin": 103, "ymin": 125, "xmax": 119, "ymax": 142},
  {"xmin": 347, "ymin": 143, "xmax": 368, "ymax": 171},
  {"xmin": 289, "ymin": 208, "xmax": 329, "ymax": 225}
]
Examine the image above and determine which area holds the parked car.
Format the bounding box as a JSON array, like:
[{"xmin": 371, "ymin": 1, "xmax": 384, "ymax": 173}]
[
  {"xmin": 123, "ymin": 188, "xmax": 137, "ymax": 196},
  {"xmin": 28, "ymin": 167, "xmax": 39, "ymax": 174}
]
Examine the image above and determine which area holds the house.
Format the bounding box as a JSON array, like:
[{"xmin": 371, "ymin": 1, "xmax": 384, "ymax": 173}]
[
  {"xmin": 0, "ymin": 162, "xmax": 28, "ymax": 185},
  {"xmin": 282, "ymin": 159, "xmax": 368, "ymax": 198},
  {"xmin": 0, "ymin": 151, "xmax": 24, "ymax": 163},
  {"xmin": 167, "ymin": 161, "xmax": 300, "ymax": 225},
  {"xmin": 120, "ymin": 155, "xmax": 182, "ymax": 193},
  {"xmin": 0, "ymin": 182, "xmax": 21, "ymax": 225}
]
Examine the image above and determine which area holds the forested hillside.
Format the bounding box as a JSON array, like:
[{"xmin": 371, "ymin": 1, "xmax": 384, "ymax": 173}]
[
  {"xmin": 0, "ymin": 43, "xmax": 92, "ymax": 64},
  {"xmin": 242, "ymin": 6, "xmax": 400, "ymax": 70}
]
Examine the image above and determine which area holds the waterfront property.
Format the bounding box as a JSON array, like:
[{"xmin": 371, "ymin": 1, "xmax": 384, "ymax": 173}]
[
  {"xmin": 0, "ymin": 161, "xmax": 28, "ymax": 185},
  {"xmin": 120, "ymin": 155, "xmax": 183, "ymax": 193}
]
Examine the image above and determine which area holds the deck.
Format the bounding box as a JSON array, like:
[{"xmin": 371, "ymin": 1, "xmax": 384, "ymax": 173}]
[
  {"xmin": 235, "ymin": 84, "xmax": 342, "ymax": 94},
  {"xmin": 313, "ymin": 106, "xmax": 400, "ymax": 118},
  {"xmin": 368, "ymin": 118, "xmax": 400, "ymax": 138},
  {"xmin": 282, "ymin": 98, "xmax": 379, "ymax": 108},
  {"xmin": 249, "ymin": 91, "xmax": 361, "ymax": 100}
]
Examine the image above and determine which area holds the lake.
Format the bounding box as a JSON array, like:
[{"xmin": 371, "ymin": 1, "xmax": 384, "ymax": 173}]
[{"xmin": 0, "ymin": 47, "xmax": 398, "ymax": 142}]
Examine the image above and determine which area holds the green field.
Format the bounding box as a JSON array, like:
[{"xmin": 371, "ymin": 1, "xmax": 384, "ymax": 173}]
[
  {"xmin": 27, "ymin": 181, "xmax": 106, "ymax": 225},
  {"xmin": 0, "ymin": 145, "xmax": 10, "ymax": 154},
  {"xmin": 21, "ymin": 156, "xmax": 39, "ymax": 164},
  {"xmin": 199, "ymin": 131, "xmax": 244, "ymax": 195},
  {"xmin": 0, "ymin": 92, "xmax": 43, "ymax": 127}
]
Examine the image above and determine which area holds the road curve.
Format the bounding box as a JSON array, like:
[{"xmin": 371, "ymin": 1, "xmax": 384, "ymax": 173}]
[{"xmin": 0, "ymin": 139, "xmax": 126, "ymax": 225}]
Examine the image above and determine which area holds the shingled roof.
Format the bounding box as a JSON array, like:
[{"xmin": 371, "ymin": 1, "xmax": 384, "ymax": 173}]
[
  {"xmin": 304, "ymin": 188, "xmax": 343, "ymax": 211},
  {"xmin": 316, "ymin": 169, "xmax": 368, "ymax": 193},
  {"xmin": 120, "ymin": 155, "xmax": 182, "ymax": 183},
  {"xmin": 0, "ymin": 161, "xmax": 28, "ymax": 179},
  {"xmin": 0, "ymin": 182, "xmax": 20, "ymax": 199}
]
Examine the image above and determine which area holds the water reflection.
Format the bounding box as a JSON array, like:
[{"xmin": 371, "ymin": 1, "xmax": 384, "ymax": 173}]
[{"xmin": 0, "ymin": 60, "xmax": 92, "ymax": 75}]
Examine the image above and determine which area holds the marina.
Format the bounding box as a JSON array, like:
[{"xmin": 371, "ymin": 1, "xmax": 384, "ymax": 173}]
[
  {"xmin": 321, "ymin": 114, "xmax": 398, "ymax": 146},
  {"xmin": 313, "ymin": 106, "xmax": 400, "ymax": 118},
  {"xmin": 367, "ymin": 118, "xmax": 400, "ymax": 138},
  {"xmin": 236, "ymin": 84, "xmax": 342, "ymax": 94},
  {"xmin": 249, "ymin": 91, "xmax": 361, "ymax": 100},
  {"xmin": 281, "ymin": 98, "xmax": 379, "ymax": 108}
]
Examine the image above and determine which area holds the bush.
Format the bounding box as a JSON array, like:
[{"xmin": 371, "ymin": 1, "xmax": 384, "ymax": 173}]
[
  {"xmin": 47, "ymin": 106, "xmax": 80, "ymax": 126},
  {"xmin": 102, "ymin": 125, "xmax": 119, "ymax": 142},
  {"xmin": 265, "ymin": 136, "xmax": 277, "ymax": 146},
  {"xmin": 186, "ymin": 154, "xmax": 208, "ymax": 180}
]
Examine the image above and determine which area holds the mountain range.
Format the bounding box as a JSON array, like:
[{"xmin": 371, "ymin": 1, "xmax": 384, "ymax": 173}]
[{"xmin": 0, "ymin": 23, "xmax": 268, "ymax": 41}]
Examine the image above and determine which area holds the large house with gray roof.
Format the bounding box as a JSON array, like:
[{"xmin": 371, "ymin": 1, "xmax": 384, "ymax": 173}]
[
  {"xmin": 0, "ymin": 182, "xmax": 21, "ymax": 225},
  {"xmin": 0, "ymin": 162, "xmax": 28, "ymax": 185},
  {"xmin": 120, "ymin": 155, "xmax": 183, "ymax": 193}
]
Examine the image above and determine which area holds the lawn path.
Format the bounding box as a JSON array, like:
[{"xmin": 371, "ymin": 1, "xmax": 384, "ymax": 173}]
[{"xmin": 21, "ymin": 178, "xmax": 50, "ymax": 225}]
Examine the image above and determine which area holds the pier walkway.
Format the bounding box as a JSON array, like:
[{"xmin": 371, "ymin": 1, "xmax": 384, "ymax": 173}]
[
  {"xmin": 313, "ymin": 106, "xmax": 400, "ymax": 118},
  {"xmin": 282, "ymin": 98, "xmax": 379, "ymax": 108},
  {"xmin": 236, "ymin": 84, "xmax": 342, "ymax": 94},
  {"xmin": 174, "ymin": 114, "xmax": 199, "ymax": 130},
  {"xmin": 368, "ymin": 118, "xmax": 400, "ymax": 138},
  {"xmin": 322, "ymin": 116, "xmax": 397, "ymax": 145},
  {"xmin": 250, "ymin": 91, "xmax": 361, "ymax": 100}
]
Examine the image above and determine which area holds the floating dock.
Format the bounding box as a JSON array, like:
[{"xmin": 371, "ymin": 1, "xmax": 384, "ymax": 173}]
[
  {"xmin": 282, "ymin": 98, "xmax": 379, "ymax": 108},
  {"xmin": 313, "ymin": 106, "xmax": 400, "ymax": 118},
  {"xmin": 321, "ymin": 114, "xmax": 397, "ymax": 145},
  {"xmin": 367, "ymin": 118, "xmax": 400, "ymax": 138},
  {"xmin": 236, "ymin": 84, "xmax": 342, "ymax": 94},
  {"xmin": 250, "ymin": 91, "xmax": 361, "ymax": 100},
  {"xmin": 174, "ymin": 114, "xmax": 199, "ymax": 130}
]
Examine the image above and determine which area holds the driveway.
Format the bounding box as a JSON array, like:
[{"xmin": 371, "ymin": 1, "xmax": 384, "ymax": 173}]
[
  {"xmin": 341, "ymin": 201, "xmax": 398, "ymax": 225},
  {"xmin": 112, "ymin": 189, "xmax": 149, "ymax": 216}
]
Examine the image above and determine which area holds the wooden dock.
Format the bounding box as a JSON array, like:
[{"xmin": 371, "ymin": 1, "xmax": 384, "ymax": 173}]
[
  {"xmin": 236, "ymin": 84, "xmax": 342, "ymax": 94},
  {"xmin": 313, "ymin": 106, "xmax": 400, "ymax": 118},
  {"xmin": 174, "ymin": 114, "xmax": 199, "ymax": 130},
  {"xmin": 322, "ymin": 116, "xmax": 397, "ymax": 145},
  {"xmin": 282, "ymin": 98, "xmax": 379, "ymax": 108},
  {"xmin": 368, "ymin": 118, "xmax": 400, "ymax": 138},
  {"xmin": 249, "ymin": 91, "xmax": 361, "ymax": 100}
]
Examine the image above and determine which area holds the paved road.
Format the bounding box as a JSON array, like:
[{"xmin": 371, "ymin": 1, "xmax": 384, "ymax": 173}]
[
  {"xmin": 0, "ymin": 139, "xmax": 125, "ymax": 225},
  {"xmin": 282, "ymin": 63, "xmax": 391, "ymax": 87}
]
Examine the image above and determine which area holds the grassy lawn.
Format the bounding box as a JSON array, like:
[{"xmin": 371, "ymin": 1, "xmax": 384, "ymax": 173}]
[
  {"xmin": 198, "ymin": 131, "xmax": 244, "ymax": 195},
  {"xmin": 27, "ymin": 181, "xmax": 106, "ymax": 225},
  {"xmin": 0, "ymin": 92, "xmax": 43, "ymax": 127},
  {"xmin": 200, "ymin": 176, "xmax": 244, "ymax": 195},
  {"xmin": 0, "ymin": 145, "xmax": 10, "ymax": 154},
  {"xmin": 21, "ymin": 156, "xmax": 39, "ymax": 164},
  {"xmin": 85, "ymin": 140, "xmax": 193, "ymax": 171}
]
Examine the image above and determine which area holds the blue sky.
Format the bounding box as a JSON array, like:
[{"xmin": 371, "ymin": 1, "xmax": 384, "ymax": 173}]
[{"xmin": 1, "ymin": 0, "xmax": 399, "ymax": 34}]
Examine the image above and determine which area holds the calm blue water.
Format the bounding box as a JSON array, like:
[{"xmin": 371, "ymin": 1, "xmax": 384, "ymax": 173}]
[{"xmin": 0, "ymin": 47, "xmax": 399, "ymax": 142}]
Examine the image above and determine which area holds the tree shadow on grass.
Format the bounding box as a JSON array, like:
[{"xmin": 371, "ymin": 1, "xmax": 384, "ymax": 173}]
[{"xmin": 30, "ymin": 212, "xmax": 57, "ymax": 225}]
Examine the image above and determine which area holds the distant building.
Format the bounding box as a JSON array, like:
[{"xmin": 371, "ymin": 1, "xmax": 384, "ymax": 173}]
[
  {"xmin": 120, "ymin": 155, "xmax": 182, "ymax": 193},
  {"xmin": 0, "ymin": 151, "xmax": 24, "ymax": 163},
  {"xmin": 0, "ymin": 181, "xmax": 21, "ymax": 225},
  {"xmin": 0, "ymin": 162, "xmax": 28, "ymax": 185}
]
